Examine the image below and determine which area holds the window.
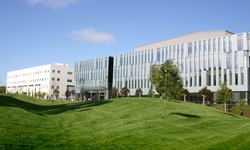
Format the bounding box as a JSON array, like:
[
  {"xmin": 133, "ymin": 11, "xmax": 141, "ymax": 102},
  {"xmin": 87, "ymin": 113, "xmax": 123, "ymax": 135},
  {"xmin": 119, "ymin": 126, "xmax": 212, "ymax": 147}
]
[
  {"xmin": 51, "ymin": 85, "xmax": 54, "ymax": 89},
  {"xmin": 57, "ymin": 86, "xmax": 59, "ymax": 89},
  {"xmin": 52, "ymin": 70, "xmax": 55, "ymax": 73},
  {"xmin": 157, "ymin": 48, "xmax": 160, "ymax": 62},
  {"xmin": 208, "ymin": 39, "xmax": 211, "ymax": 55},
  {"xmin": 57, "ymin": 78, "xmax": 60, "ymax": 81},
  {"xmin": 52, "ymin": 77, "xmax": 55, "ymax": 81},
  {"xmin": 57, "ymin": 70, "xmax": 60, "ymax": 73},
  {"xmin": 68, "ymin": 72, "xmax": 73, "ymax": 75},
  {"xmin": 237, "ymin": 34, "xmax": 243, "ymax": 51},
  {"xmin": 223, "ymin": 37, "xmax": 227, "ymax": 53},
  {"xmin": 235, "ymin": 51, "xmax": 238, "ymax": 69},
  {"xmin": 181, "ymin": 44, "xmax": 184, "ymax": 59},
  {"xmin": 188, "ymin": 42, "xmax": 192, "ymax": 57}
]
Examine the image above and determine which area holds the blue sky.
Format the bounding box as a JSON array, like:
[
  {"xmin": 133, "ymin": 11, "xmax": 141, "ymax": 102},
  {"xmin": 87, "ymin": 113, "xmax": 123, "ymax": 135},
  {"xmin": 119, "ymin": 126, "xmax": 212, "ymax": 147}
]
[{"xmin": 1, "ymin": 0, "xmax": 250, "ymax": 85}]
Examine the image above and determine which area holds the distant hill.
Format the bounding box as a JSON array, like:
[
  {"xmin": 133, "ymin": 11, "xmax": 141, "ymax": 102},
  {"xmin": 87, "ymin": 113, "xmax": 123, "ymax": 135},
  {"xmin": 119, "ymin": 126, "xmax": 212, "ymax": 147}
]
[{"xmin": 1, "ymin": 93, "xmax": 250, "ymax": 149}]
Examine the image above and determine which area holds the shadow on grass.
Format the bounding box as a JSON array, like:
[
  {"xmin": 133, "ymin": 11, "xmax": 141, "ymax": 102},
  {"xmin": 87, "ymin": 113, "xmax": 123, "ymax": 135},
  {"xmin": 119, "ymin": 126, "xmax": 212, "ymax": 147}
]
[
  {"xmin": 170, "ymin": 112, "xmax": 200, "ymax": 118},
  {"xmin": 0, "ymin": 95, "xmax": 112, "ymax": 115}
]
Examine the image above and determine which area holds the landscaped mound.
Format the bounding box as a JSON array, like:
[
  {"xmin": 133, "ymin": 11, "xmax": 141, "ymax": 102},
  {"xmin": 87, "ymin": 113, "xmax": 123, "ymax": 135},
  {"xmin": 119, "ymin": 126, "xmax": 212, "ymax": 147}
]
[{"xmin": 1, "ymin": 94, "xmax": 250, "ymax": 149}]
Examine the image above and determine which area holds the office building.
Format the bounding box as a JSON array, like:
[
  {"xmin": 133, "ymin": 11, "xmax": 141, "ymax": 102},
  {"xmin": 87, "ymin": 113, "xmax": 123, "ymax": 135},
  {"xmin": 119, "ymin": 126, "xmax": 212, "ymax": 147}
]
[
  {"xmin": 6, "ymin": 63, "xmax": 74, "ymax": 99},
  {"xmin": 113, "ymin": 30, "xmax": 250, "ymax": 102},
  {"xmin": 74, "ymin": 56, "xmax": 113, "ymax": 101}
]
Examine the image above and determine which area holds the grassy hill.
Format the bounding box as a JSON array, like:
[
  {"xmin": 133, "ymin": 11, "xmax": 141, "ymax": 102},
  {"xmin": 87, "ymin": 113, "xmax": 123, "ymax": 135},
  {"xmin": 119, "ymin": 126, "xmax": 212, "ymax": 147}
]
[{"xmin": 1, "ymin": 93, "xmax": 250, "ymax": 149}]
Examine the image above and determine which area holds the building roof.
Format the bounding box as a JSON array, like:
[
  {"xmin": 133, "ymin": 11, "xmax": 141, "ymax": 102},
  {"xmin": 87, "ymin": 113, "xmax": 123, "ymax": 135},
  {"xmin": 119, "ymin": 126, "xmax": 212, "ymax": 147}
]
[{"xmin": 134, "ymin": 30, "xmax": 233, "ymax": 51}]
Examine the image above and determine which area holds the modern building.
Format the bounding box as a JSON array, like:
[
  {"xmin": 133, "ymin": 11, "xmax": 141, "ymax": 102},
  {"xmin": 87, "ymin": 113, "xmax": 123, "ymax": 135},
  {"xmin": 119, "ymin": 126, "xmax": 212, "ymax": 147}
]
[
  {"xmin": 74, "ymin": 56, "xmax": 113, "ymax": 101},
  {"xmin": 74, "ymin": 30, "xmax": 250, "ymax": 103},
  {"xmin": 113, "ymin": 30, "xmax": 250, "ymax": 102},
  {"xmin": 6, "ymin": 63, "xmax": 74, "ymax": 99}
]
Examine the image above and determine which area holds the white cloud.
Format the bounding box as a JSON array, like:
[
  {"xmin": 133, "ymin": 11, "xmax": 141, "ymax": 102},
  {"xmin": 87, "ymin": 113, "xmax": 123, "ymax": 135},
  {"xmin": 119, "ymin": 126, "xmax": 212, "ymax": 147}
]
[
  {"xmin": 25, "ymin": 0, "xmax": 79, "ymax": 9},
  {"xmin": 70, "ymin": 28, "xmax": 115, "ymax": 43}
]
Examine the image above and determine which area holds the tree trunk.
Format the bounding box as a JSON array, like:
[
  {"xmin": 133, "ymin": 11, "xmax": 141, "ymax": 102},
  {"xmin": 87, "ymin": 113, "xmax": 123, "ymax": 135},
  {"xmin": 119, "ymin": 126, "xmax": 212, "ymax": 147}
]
[
  {"xmin": 224, "ymin": 102, "xmax": 227, "ymax": 112},
  {"xmin": 164, "ymin": 99, "xmax": 167, "ymax": 118},
  {"xmin": 203, "ymin": 98, "xmax": 205, "ymax": 106}
]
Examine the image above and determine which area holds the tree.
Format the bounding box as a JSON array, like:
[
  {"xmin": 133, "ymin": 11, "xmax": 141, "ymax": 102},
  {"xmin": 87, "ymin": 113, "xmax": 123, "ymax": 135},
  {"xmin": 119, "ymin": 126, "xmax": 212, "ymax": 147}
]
[
  {"xmin": 53, "ymin": 89, "xmax": 60, "ymax": 100},
  {"xmin": 216, "ymin": 82, "xmax": 232, "ymax": 112},
  {"xmin": 65, "ymin": 90, "xmax": 70, "ymax": 100},
  {"xmin": 0, "ymin": 86, "xmax": 6, "ymax": 93},
  {"xmin": 135, "ymin": 88, "xmax": 143, "ymax": 97},
  {"xmin": 199, "ymin": 87, "xmax": 212, "ymax": 105},
  {"xmin": 181, "ymin": 88, "xmax": 190, "ymax": 102},
  {"xmin": 109, "ymin": 87, "xmax": 118, "ymax": 98},
  {"xmin": 120, "ymin": 87, "xmax": 130, "ymax": 97},
  {"xmin": 150, "ymin": 60, "xmax": 183, "ymax": 117},
  {"xmin": 148, "ymin": 85, "xmax": 154, "ymax": 98}
]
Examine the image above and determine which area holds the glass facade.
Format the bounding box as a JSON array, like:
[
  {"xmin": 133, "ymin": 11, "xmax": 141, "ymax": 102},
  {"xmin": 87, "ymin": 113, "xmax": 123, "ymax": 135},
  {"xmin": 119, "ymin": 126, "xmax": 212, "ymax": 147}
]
[{"xmin": 74, "ymin": 31, "xmax": 250, "ymax": 102}]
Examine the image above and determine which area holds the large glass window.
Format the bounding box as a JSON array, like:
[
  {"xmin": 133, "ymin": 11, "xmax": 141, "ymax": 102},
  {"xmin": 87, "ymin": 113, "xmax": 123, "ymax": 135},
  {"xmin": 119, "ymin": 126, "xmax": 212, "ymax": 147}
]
[
  {"xmin": 157, "ymin": 48, "xmax": 160, "ymax": 62},
  {"xmin": 173, "ymin": 45, "xmax": 176, "ymax": 59},
  {"xmin": 177, "ymin": 45, "xmax": 180, "ymax": 59},
  {"xmin": 213, "ymin": 38, "xmax": 216, "ymax": 54},
  {"xmin": 194, "ymin": 42, "xmax": 197, "ymax": 57},
  {"xmin": 181, "ymin": 44, "xmax": 184, "ymax": 59},
  {"xmin": 226, "ymin": 53, "xmax": 232, "ymax": 69},
  {"xmin": 237, "ymin": 34, "xmax": 243, "ymax": 51},
  {"xmin": 229, "ymin": 36, "xmax": 232, "ymax": 52},
  {"xmin": 169, "ymin": 46, "xmax": 172, "ymax": 59},
  {"xmin": 218, "ymin": 37, "xmax": 221, "ymax": 54},
  {"xmin": 151, "ymin": 49, "xmax": 154, "ymax": 62},
  {"xmin": 199, "ymin": 41, "xmax": 202, "ymax": 56},
  {"xmin": 203, "ymin": 40, "xmax": 206, "ymax": 56},
  {"xmin": 188, "ymin": 42, "xmax": 192, "ymax": 57},
  {"xmin": 223, "ymin": 37, "xmax": 227, "ymax": 53},
  {"xmin": 208, "ymin": 39, "xmax": 211, "ymax": 55},
  {"xmin": 235, "ymin": 51, "xmax": 238, "ymax": 69},
  {"xmin": 162, "ymin": 47, "xmax": 164, "ymax": 62},
  {"xmin": 166, "ymin": 47, "xmax": 168, "ymax": 60}
]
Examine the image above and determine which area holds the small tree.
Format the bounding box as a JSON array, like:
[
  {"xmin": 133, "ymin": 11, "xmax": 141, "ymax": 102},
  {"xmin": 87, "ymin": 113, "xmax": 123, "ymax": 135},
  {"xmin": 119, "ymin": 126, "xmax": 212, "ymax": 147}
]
[
  {"xmin": 135, "ymin": 88, "xmax": 143, "ymax": 97},
  {"xmin": 109, "ymin": 87, "xmax": 118, "ymax": 98},
  {"xmin": 181, "ymin": 88, "xmax": 190, "ymax": 102},
  {"xmin": 148, "ymin": 85, "xmax": 154, "ymax": 98},
  {"xmin": 0, "ymin": 86, "xmax": 6, "ymax": 93},
  {"xmin": 150, "ymin": 60, "xmax": 183, "ymax": 117},
  {"xmin": 199, "ymin": 87, "xmax": 212, "ymax": 105},
  {"xmin": 216, "ymin": 82, "xmax": 232, "ymax": 112},
  {"xmin": 120, "ymin": 87, "xmax": 130, "ymax": 97},
  {"xmin": 53, "ymin": 89, "xmax": 60, "ymax": 100},
  {"xmin": 65, "ymin": 90, "xmax": 70, "ymax": 100}
]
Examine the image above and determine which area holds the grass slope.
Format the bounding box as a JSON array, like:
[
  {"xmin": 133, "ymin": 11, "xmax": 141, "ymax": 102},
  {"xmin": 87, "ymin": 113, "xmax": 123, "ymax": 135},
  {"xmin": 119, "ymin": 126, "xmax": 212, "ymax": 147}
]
[{"xmin": 1, "ymin": 93, "xmax": 250, "ymax": 149}]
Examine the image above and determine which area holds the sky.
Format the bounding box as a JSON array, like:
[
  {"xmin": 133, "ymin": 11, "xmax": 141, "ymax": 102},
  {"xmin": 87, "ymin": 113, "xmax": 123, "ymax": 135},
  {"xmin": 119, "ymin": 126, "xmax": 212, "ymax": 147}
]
[{"xmin": 1, "ymin": 0, "xmax": 250, "ymax": 85}]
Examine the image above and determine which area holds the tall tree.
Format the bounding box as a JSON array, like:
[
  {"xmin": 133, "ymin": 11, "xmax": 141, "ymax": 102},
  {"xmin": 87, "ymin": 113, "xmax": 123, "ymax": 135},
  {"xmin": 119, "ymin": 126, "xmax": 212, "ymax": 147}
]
[
  {"xmin": 150, "ymin": 60, "xmax": 183, "ymax": 117},
  {"xmin": 199, "ymin": 87, "xmax": 212, "ymax": 105},
  {"xmin": 216, "ymin": 82, "xmax": 232, "ymax": 112}
]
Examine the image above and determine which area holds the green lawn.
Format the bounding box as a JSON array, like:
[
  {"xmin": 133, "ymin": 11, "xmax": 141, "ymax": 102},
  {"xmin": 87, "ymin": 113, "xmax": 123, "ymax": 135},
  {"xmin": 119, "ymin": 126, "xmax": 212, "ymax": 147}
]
[{"xmin": 1, "ymin": 93, "xmax": 250, "ymax": 149}]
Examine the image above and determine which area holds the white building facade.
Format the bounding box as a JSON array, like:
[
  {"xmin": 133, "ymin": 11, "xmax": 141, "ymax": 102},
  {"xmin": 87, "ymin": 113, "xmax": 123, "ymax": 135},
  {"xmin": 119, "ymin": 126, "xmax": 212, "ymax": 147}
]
[
  {"xmin": 6, "ymin": 63, "xmax": 74, "ymax": 99},
  {"xmin": 113, "ymin": 31, "xmax": 250, "ymax": 102}
]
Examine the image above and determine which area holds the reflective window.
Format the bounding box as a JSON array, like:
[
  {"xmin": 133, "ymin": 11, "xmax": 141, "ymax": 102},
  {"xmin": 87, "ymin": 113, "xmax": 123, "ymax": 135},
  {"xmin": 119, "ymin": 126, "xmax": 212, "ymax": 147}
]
[
  {"xmin": 181, "ymin": 44, "xmax": 184, "ymax": 59},
  {"xmin": 188, "ymin": 42, "xmax": 192, "ymax": 57},
  {"xmin": 223, "ymin": 37, "xmax": 227, "ymax": 53},
  {"xmin": 157, "ymin": 48, "xmax": 160, "ymax": 62},
  {"xmin": 237, "ymin": 34, "xmax": 243, "ymax": 51},
  {"xmin": 208, "ymin": 39, "xmax": 211, "ymax": 55}
]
